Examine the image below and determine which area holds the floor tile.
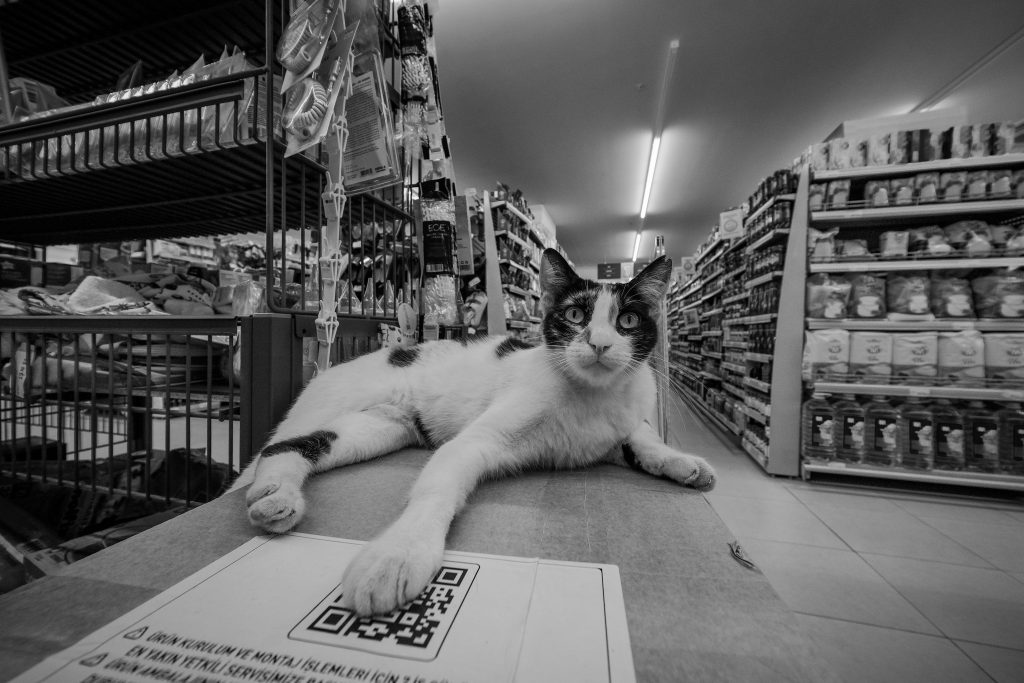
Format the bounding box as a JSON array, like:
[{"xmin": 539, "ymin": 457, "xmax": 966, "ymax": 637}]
[
  {"xmin": 863, "ymin": 553, "xmax": 1024, "ymax": 650},
  {"xmin": 916, "ymin": 515, "xmax": 1024, "ymax": 573},
  {"xmin": 807, "ymin": 503, "xmax": 993, "ymax": 567},
  {"xmin": 794, "ymin": 614, "xmax": 992, "ymax": 683},
  {"xmin": 892, "ymin": 498, "xmax": 1023, "ymax": 525},
  {"xmin": 739, "ymin": 538, "xmax": 939, "ymax": 634},
  {"xmin": 705, "ymin": 493, "xmax": 846, "ymax": 549},
  {"xmin": 787, "ymin": 486, "xmax": 905, "ymax": 513},
  {"xmin": 956, "ymin": 641, "xmax": 1024, "ymax": 683},
  {"xmin": 703, "ymin": 470, "xmax": 801, "ymax": 502}
]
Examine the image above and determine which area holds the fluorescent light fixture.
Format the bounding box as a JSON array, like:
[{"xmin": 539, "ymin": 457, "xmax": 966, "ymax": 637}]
[
  {"xmin": 639, "ymin": 135, "xmax": 661, "ymax": 220},
  {"xmin": 632, "ymin": 230, "xmax": 643, "ymax": 262}
]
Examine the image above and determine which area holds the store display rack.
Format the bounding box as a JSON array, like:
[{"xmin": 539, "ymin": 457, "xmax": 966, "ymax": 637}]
[
  {"xmin": 802, "ymin": 151, "xmax": 1024, "ymax": 492},
  {"xmin": 668, "ymin": 169, "xmax": 807, "ymax": 476}
]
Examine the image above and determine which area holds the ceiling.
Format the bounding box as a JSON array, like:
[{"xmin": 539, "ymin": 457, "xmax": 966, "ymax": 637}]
[{"xmin": 432, "ymin": 0, "xmax": 1024, "ymax": 275}]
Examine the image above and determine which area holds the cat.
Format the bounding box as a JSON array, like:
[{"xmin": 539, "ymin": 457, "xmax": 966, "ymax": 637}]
[{"xmin": 231, "ymin": 248, "xmax": 716, "ymax": 616}]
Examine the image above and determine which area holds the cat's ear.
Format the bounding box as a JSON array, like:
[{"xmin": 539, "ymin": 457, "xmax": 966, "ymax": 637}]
[
  {"xmin": 628, "ymin": 255, "xmax": 673, "ymax": 303},
  {"xmin": 540, "ymin": 248, "xmax": 579, "ymax": 314}
]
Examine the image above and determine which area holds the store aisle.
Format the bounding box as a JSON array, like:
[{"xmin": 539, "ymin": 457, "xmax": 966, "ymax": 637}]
[{"xmin": 664, "ymin": 392, "xmax": 1024, "ymax": 683}]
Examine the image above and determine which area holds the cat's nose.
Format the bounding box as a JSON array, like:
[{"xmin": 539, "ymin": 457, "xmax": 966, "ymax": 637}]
[{"xmin": 589, "ymin": 341, "xmax": 611, "ymax": 355}]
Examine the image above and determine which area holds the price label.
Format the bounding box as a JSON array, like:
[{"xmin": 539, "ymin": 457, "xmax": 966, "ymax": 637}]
[
  {"xmin": 1003, "ymin": 390, "xmax": 1024, "ymax": 401},
  {"xmin": 907, "ymin": 386, "xmax": 932, "ymax": 397},
  {"xmin": 950, "ymin": 320, "xmax": 976, "ymax": 330}
]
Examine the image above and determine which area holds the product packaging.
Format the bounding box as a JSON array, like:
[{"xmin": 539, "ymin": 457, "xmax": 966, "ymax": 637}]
[
  {"xmin": 890, "ymin": 131, "xmax": 911, "ymax": 164},
  {"xmin": 892, "ymin": 332, "xmax": 939, "ymax": 382},
  {"xmin": 937, "ymin": 330, "xmax": 986, "ymax": 385},
  {"xmin": 889, "ymin": 177, "xmax": 914, "ymax": 205},
  {"xmin": 887, "ymin": 272, "xmax": 932, "ymax": 319},
  {"xmin": 867, "ymin": 133, "xmax": 891, "ymax": 166},
  {"xmin": 984, "ymin": 333, "xmax": 1024, "ymax": 382},
  {"xmin": 826, "ymin": 180, "xmax": 850, "ymax": 209},
  {"xmin": 849, "ymin": 273, "xmax": 887, "ymax": 318},
  {"xmin": 966, "ymin": 170, "xmax": 990, "ymax": 199},
  {"xmin": 849, "ymin": 332, "xmax": 893, "ymax": 381},
  {"xmin": 879, "ymin": 231, "xmax": 909, "ymax": 258},
  {"xmin": 930, "ymin": 275, "xmax": 975, "ymax": 318},
  {"xmin": 343, "ymin": 49, "xmax": 402, "ymax": 192},
  {"xmin": 808, "ymin": 143, "xmax": 829, "ymax": 172},
  {"xmin": 806, "ymin": 273, "xmax": 852, "ymax": 319},
  {"xmin": 802, "ymin": 329, "xmax": 850, "ymax": 381},
  {"xmin": 808, "ymin": 184, "xmax": 826, "ymax": 211},
  {"xmin": 865, "ymin": 180, "xmax": 890, "ymax": 207},
  {"xmin": 807, "ymin": 227, "xmax": 838, "ymax": 260},
  {"xmin": 939, "ymin": 171, "xmax": 967, "ymax": 202},
  {"xmin": 837, "ymin": 239, "xmax": 870, "ymax": 259},
  {"xmin": 828, "ymin": 138, "xmax": 853, "ymax": 170},
  {"xmin": 908, "ymin": 225, "xmax": 952, "ymax": 256},
  {"xmin": 972, "ymin": 271, "xmax": 1024, "ymax": 318},
  {"xmin": 277, "ymin": 0, "xmax": 343, "ymax": 80},
  {"xmin": 914, "ymin": 173, "xmax": 940, "ymax": 203},
  {"xmin": 990, "ymin": 168, "xmax": 1013, "ymax": 197}
]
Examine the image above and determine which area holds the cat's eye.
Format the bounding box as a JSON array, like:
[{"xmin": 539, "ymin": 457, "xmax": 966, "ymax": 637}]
[
  {"xmin": 618, "ymin": 312, "xmax": 640, "ymax": 329},
  {"xmin": 563, "ymin": 306, "xmax": 586, "ymax": 324}
]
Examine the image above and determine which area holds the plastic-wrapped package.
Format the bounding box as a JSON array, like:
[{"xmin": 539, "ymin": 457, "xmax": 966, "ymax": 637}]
[
  {"xmin": 849, "ymin": 273, "xmax": 887, "ymax": 319},
  {"xmin": 865, "ymin": 180, "xmax": 890, "ymax": 207},
  {"xmin": 972, "ymin": 271, "xmax": 1024, "ymax": 318},
  {"xmin": 879, "ymin": 231, "xmax": 909, "ymax": 258},
  {"xmin": 277, "ymin": 0, "xmax": 342, "ymax": 76},
  {"xmin": 825, "ymin": 180, "xmax": 850, "ymax": 209},
  {"xmin": 966, "ymin": 170, "xmax": 990, "ymax": 199},
  {"xmin": 892, "ymin": 332, "xmax": 939, "ymax": 382},
  {"xmin": 887, "ymin": 272, "xmax": 932, "ymax": 318},
  {"xmin": 915, "ymin": 173, "xmax": 939, "ymax": 203},
  {"xmin": 889, "ymin": 177, "xmax": 914, "ymax": 205},
  {"xmin": 850, "ymin": 332, "xmax": 893, "ymax": 380},
  {"xmin": 984, "ymin": 333, "xmax": 1024, "ymax": 381},
  {"xmin": 806, "ymin": 273, "xmax": 852, "ymax": 319},
  {"xmin": 938, "ymin": 330, "xmax": 985, "ymax": 385},
  {"xmin": 342, "ymin": 50, "xmax": 402, "ymax": 192},
  {"xmin": 801, "ymin": 329, "xmax": 850, "ymax": 381},
  {"xmin": 808, "ymin": 183, "xmax": 826, "ymax": 211},
  {"xmin": 930, "ymin": 275, "xmax": 975, "ymax": 318}
]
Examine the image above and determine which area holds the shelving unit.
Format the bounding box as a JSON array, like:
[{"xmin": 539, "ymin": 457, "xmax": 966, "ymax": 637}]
[
  {"xmin": 802, "ymin": 148, "xmax": 1024, "ymax": 492},
  {"xmin": 669, "ymin": 168, "xmax": 808, "ymax": 476},
  {"xmin": 478, "ymin": 191, "xmax": 548, "ymax": 337}
]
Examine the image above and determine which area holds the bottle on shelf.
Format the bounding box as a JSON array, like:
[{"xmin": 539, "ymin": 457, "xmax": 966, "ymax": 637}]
[
  {"xmin": 834, "ymin": 394, "xmax": 866, "ymax": 463},
  {"xmin": 863, "ymin": 395, "xmax": 901, "ymax": 467},
  {"xmin": 899, "ymin": 397, "xmax": 935, "ymax": 470},
  {"xmin": 995, "ymin": 402, "xmax": 1024, "ymax": 474},
  {"xmin": 654, "ymin": 234, "xmax": 666, "ymax": 259},
  {"xmin": 931, "ymin": 399, "xmax": 966, "ymax": 471},
  {"xmin": 963, "ymin": 400, "xmax": 1000, "ymax": 473},
  {"xmin": 802, "ymin": 392, "xmax": 836, "ymax": 460}
]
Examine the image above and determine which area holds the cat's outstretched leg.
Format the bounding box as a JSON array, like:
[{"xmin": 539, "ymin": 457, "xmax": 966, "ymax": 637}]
[
  {"xmin": 608, "ymin": 420, "xmax": 717, "ymax": 491},
  {"xmin": 245, "ymin": 405, "xmax": 422, "ymax": 534},
  {"xmin": 339, "ymin": 420, "xmax": 521, "ymax": 616}
]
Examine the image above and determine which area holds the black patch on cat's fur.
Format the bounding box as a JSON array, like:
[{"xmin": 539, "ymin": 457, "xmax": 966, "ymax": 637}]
[
  {"xmin": 413, "ymin": 412, "xmax": 435, "ymax": 448},
  {"xmin": 496, "ymin": 337, "xmax": 535, "ymax": 358},
  {"xmin": 388, "ymin": 346, "xmax": 420, "ymax": 367},
  {"xmin": 261, "ymin": 430, "xmax": 337, "ymax": 464},
  {"xmin": 621, "ymin": 442, "xmax": 645, "ymax": 472}
]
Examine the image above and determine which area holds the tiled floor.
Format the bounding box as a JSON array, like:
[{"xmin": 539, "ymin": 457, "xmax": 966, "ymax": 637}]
[{"xmin": 665, "ymin": 393, "xmax": 1024, "ymax": 683}]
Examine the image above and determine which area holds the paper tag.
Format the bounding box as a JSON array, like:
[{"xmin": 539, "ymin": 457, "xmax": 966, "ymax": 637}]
[{"xmin": 907, "ymin": 386, "xmax": 932, "ymax": 397}]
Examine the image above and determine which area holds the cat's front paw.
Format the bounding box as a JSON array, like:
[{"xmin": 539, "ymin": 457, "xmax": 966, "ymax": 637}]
[
  {"xmin": 246, "ymin": 480, "xmax": 306, "ymax": 533},
  {"xmin": 340, "ymin": 532, "xmax": 443, "ymax": 616},
  {"xmin": 665, "ymin": 454, "xmax": 717, "ymax": 492}
]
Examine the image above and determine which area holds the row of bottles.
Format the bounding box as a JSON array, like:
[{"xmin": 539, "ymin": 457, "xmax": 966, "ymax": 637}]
[{"xmin": 803, "ymin": 393, "xmax": 1024, "ymax": 474}]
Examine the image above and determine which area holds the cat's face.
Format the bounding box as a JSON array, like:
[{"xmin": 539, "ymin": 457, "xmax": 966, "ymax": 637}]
[{"xmin": 539, "ymin": 249, "xmax": 671, "ymax": 387}]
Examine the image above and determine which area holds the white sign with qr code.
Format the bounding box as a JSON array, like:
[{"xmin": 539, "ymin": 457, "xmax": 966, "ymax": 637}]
[
  {"xmin": 13, "ymin": 533, "xmax": 635, "ymax": 683},
  {"xmin": 290, "ymin": 561, "xmax": 479, "ymax": 660}
]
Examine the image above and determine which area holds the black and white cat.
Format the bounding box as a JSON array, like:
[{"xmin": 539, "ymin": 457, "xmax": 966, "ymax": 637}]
[{"xmin": 232, "ymin": 249, "xmax": 715, "ymax": 615}]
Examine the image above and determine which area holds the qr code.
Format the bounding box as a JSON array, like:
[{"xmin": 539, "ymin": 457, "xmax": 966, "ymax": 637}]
[{"xmin": 289, "ymin": 562, "xmax": 478, "ymax": 660}]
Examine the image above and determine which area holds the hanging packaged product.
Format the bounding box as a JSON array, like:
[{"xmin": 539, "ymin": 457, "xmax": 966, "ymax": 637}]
[
  {"xmin": 343, "ymin": 49, "xmax": 402, "ymax": 192},
  {"xmin": 421, "ymin": 199, "xmax": 459, "ymax": 328},
  {"xmin": 277, "ymin": 0, "xmax": 343, "ymax": 86}
]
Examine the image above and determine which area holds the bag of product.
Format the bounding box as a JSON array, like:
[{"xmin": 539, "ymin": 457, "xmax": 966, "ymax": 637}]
[
  {"xmin": 849, "ymin": 332, "xmax": 893, "ymax": 381},
  {"xmin": 914, "ymin": 173, "xmax": 940, "ymax": 203},
  {"xmin": 826, "ymin": 180, "xmax": 850, "ymax": 209},
  {"xmin": 890, "ymin": 177, "xmax": 914, "ymax": 205},
  {"xmin": 867, "ymin": 133, "xmax": 891, "ymax": 166},
  {"xmin": 990, "ymin": 169, "xmax": 1013, "ymax": 198},
  {"xmin": 806, "ymin": 273, "xmax": 852, "ymax": 319},
  {"xmin": 984, "ymin": 333, "xmax": 1024, "ymax": 381},
  {"xmin": 966, "ymin": 170, "xmax": 990, "ymax": 199},
  {"xmin": 930, "ymin": 275, "xmax": 975, "ymax": 318},
  {"xmin": 828, "ymin": 138, "xmax": 853, "ymax": 170},
  {"xmin": 937, "ymin": 330, "xmax": 985, "ymax": 385},
  {"xmin": 849, "ymin": 273, "xmax": 886, "ymax": 318},
  {"xmin": 802, "ymin": 329, "xmax": 850, "ymax": 381},
  {"xmin": 880, "ymin": 231, "xmax": 909, "ymax": 258},
  {"xmin": 892, "ymin": 332, "xmax": 938, "ymax": 382},
  {"xmin": 939, "ymin": 171, "xmax": 967, "ymax": 202},
  {"xmin": 908, "ymin": 225, "xmax": 952, "ymax": 256},
  {"xmin": 1006, "ymin": 226, "xmax": 1024, "ymax": 255},
  {"xmin": 865, "ymin": 180, "xmax": 890, "ymax": 207},
  {"xmin": 887, "ymin": 272, "xmax": 932, "ymax": 318},
  {"xmin": 808, "ymin": 183, "xmax": 826, "ymax": 211},
  {"xmin": 972, "ymin": 270, "xmax": 1024, "ymax": 318},
  {"xmin": 837, "ymin": 239, "xmax": 870, "ymax": 259},
  {"xmin": 807, "ymin": 227, "xmax": 838, "ymax": 259}
]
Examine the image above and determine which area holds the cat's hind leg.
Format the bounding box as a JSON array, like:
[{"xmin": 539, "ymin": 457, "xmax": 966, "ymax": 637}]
[
  {"xmin": 608, "ymin": 420, "xmax": 717, "ymax": 491},
  {"xmin": 246, "ymin": 404, "xmax": 423, "ymax": 533}
]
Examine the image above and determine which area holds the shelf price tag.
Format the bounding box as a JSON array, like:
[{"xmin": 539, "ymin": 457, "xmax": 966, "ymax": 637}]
[
  {"xmin": 1003, "ymin": 390, "xmax": 1024, "ymax": 401},
  {"xmin": 907, "ymin": 386, "xmax": 932, "ymax": 397}
]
